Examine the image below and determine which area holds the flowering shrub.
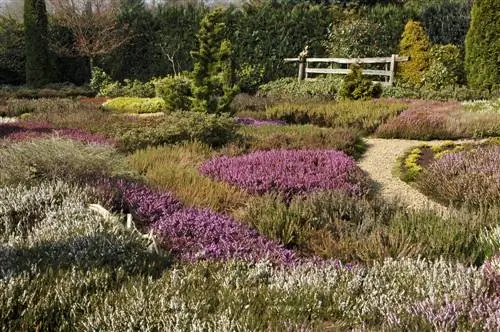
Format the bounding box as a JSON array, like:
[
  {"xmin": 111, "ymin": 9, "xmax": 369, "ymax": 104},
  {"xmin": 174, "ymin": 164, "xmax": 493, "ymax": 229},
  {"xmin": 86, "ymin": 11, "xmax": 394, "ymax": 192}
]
[
  {"xmin": 417, "ymin": 145, "xmax": 500, "ymax": 207},
  {"xmin": 199, "ymin": 149, "xmax": 370, "ymax": 199},
  {"xmin": 152, "ymin": 208, "xmax": 297, "ymax": 263},
  {"xmin": 97, "ymin": 178, "xmax": 296, "ymax": 264},
  {"xmin": 376, "ymin": 100, "xmax": 500, "ymax": 139}
]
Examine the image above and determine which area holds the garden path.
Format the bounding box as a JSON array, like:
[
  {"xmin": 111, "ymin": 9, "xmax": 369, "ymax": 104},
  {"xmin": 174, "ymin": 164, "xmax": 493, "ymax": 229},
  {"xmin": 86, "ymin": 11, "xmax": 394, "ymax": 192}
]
[{"xmin": 358, "ymin": 138, "xmax": 452, "ymax": 213}]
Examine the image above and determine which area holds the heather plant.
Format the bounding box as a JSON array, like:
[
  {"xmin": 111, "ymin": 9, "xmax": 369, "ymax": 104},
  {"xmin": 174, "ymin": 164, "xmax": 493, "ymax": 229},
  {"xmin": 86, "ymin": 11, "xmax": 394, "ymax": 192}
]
[
  {"xmin": 0, "ymin": 138, "xmax": 126, "ymax": 186},
  {"xmin": 376, "ymin": 100, "xmax": 500, "ymax": 140},
  {"xmin": 26, "ymin": 107, "xmax": 240, "ymax": 152},
  {"xmin": 0, "ymin": 121, "xmax": 116, "ymax": 145},
  {"xmin": 234, "ymin": 117, "xmax": 286, "ymax": 126},
  {"xmin": 113, "ymin": 112, "xmax": 239, "ymax": 152},
  {"xmin": 238, "ymin": 190, "xmax": 498, "ymax": 264},
  {"xmin": 2, "ymin": 257, "xmax": 495, "ymax": 330},
  {"xmin": 101, "ymin": 97, "xmax": 167, "ymax": 114},
  {"xmin": 1, "ymin": 98, "xmax": 82, "ymax": 117},
  {"xmin": 0, "ymin": 181, "xmax": 169, "ymax": 275},
  {"xmin": 265, "ymin": 99, "xmax": 407, "ymax": 134},
  {"xmin": 199, "ymin": 149, "xmax": 370, "ymax": 200},
  {"xmin": 417, "ymin": 145, "xmax": 500, "ymax": 208},
  {"xmin": 127, "ymin": 143, "xmax": 251, "ymax": 214},
  {"xmin": 96, "ymin": 178, "xmax": 296, "ymax": 264},
  {"xmin": 226, "ymin": 125, "xmax": 365, "ymax": 159}
]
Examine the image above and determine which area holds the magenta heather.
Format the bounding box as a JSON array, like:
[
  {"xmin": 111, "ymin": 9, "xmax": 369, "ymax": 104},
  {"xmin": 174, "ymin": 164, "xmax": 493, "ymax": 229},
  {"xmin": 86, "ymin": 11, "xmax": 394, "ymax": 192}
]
[
  {"xmin": 96, "ymin": 178, "xmax": 297, "ymax": 264},
  {"xmin": 199, "ymin": 149, "xmax": 370, "ymax": 198},
  {"xmin": 152, "ymin": 208, "xmax": 297, "ymax": 263}
]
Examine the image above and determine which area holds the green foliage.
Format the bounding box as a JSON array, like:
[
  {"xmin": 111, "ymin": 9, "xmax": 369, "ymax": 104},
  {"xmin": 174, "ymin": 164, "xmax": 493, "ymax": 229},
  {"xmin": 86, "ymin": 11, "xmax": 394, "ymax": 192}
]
[
  {"xmin": 339, "ymin": 64, "xmax": 383, "ymax": 100},
  {"xmin": 101, "ymin": 97, "xmax": 166, "ymax": 114},
  {"xmin": 423, "ymin": 44, "xmax": 464, "ymax": 89},
  {"xmin": 258, "ymin": 77, "xmax": 341, "ymax": 100},
  {"xmin": 325, "ymin": 12, "xmax": 386, "ymax": 58},
  {"xmin": 153, "ymin": 75, "xmax": 192, "ymax": 112},
  {"xmin": 465, "ymin": 0, "xmax": 500, "ymax": 91},
  {"xmin": 225, "ymin": 125, "xmax": 365, "ymax": 159},
  {"xmin": 0, "ymin": 138, "xmax": 126, "ymax": 186},
  {"xmin": 1, "ymin": 98, "xmax": 81, "ymax": 117},
  {"xmin": 398, "ymin": 20, "xmax": 431, "ymax": 87},
  {"xmin": 128, "ymin": 142, "xmax": 251, "ymax": 214},
  {"xmin": 0, "ymin": 15, "xmax": 25, "ymax": 84},
  {"xmin": 382, "ymin": 83, "xmax": 496, "ymax": 101},
  {"xmin": 191, "ymin": 9, "xmax": 238, "ymax": 114},
  {"xmin": 265, "ymin": 99, "xmax": 407, "ymax": 134},
  {"xmin": 400, "ymin": 146, "xmax": 425, "ymax": 182},
  {"xmin": 89, "ymin": 66, "xmax": 113, "ymax": 94},
  {"xmin": 23, "ymin": 0, "xmax": 55, "ymax": 87},
  {"xmin": 0, "ymin": 84, "xmax": 94, "ymax": 99},
  {"xmin": 237, "ymin": 63, "xmax": 265, "ymax": 94},
  {"xmin": 239, "ymin": 190, "xmax": 498, "ymax": 264},
  {"xmin": 112, "ymin": 112, "xmax": 239, "ymax": 152}
]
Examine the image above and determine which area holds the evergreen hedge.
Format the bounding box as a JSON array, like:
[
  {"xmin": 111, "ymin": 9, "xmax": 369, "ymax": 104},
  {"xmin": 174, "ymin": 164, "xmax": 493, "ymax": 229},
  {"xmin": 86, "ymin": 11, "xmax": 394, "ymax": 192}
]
[
  {"xmin": 24, "ymin": 0, "xmax": 55, "ymax": 87},
  {"xmin": 465, "ymin": 0, "xmax": 500, "ymax": 91}
]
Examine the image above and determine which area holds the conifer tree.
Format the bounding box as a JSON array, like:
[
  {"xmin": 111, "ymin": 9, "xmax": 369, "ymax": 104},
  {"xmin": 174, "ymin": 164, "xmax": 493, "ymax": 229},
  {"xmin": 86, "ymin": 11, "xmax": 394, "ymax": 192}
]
[
  {"xmin": 398, "ymin": 20, "xmax": 431, "ymax": 87},
  {"xmin": 191, "ymin": 9, "xmax": 238, "ymax": 114},
  {"xmin": 24, "ymin": 0, "xmax": 55, "ymax": 87},
  {"xmin": 465, "ymin": 0, "xmax": 500, "ymax": 90}
]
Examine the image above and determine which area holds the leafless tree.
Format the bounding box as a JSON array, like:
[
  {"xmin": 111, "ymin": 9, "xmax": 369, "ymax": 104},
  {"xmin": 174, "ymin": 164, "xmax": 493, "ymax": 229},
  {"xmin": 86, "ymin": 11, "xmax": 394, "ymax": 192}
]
[{"xmin": 48, "ymin": 0, "xmax": 132, "ymax": 70}]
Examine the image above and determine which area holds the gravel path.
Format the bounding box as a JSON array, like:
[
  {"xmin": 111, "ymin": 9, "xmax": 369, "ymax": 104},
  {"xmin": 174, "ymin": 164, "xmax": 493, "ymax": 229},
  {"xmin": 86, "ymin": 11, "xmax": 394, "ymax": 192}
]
[{"xmin": 358, "ymin": 138, "xmax": 452, "ymax": 213}]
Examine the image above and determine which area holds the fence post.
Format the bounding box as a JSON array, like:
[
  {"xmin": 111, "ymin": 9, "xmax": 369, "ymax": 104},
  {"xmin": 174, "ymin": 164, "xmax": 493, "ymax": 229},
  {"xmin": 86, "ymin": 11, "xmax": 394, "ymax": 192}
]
[
  {"xmin": 298, "ymin": 46, "xmax": 309, "ymax": 81},
  {"xmin": 389, "ymin": 54, "xmax": 396, "ymax": 86}
]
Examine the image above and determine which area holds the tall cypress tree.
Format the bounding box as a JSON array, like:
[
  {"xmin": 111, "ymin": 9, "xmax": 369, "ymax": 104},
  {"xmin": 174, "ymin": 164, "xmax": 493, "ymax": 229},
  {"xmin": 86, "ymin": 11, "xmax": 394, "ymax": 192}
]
[
  {"xmin": 24, "ymin": 0, "xmax": 55, "ymax": 87},
  {"xmin": 464, "ymin": 0, "xmax": 500, "ymax": 91}
]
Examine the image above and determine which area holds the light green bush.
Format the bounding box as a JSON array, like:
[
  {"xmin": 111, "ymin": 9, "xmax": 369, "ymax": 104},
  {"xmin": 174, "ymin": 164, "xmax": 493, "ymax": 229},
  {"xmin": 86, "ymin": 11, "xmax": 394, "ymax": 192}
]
[
  {"xmin": 153, "ymin": 75, "xmax": 192, "ymax": 112},
  {"xmin": 102, "ymin": 97, "xmax": 166, "ymax": 114}
]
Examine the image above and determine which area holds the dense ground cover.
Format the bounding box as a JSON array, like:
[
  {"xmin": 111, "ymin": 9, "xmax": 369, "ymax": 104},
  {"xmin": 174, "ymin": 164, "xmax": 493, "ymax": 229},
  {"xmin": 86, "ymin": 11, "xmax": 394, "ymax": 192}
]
[
  {"xmin": 399, "ymin": 140, "xmax": 500, "ymax": 208},
  {"xmin": 199, "ymin": 149, "xmax": 370, "ymax": 199},
  {"xmin": 376, "ymin": 99, "xmax": 500, "ymax": 140},
  {"xmin": 1, "ymin": 93, "xmax": 499, "ymax": 329}
]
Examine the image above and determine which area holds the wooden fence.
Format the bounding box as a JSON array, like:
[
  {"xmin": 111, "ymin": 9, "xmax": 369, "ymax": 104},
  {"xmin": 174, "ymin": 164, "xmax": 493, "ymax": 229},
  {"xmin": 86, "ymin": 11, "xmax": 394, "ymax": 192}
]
[{"xmin": 284, "ymin": 54, "xmax": 409, "ymax": 86}]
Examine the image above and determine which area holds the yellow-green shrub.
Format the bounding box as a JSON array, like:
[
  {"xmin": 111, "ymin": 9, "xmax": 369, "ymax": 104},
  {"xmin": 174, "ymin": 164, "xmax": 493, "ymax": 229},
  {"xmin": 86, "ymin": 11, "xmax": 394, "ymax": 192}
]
[
  {"xmin": 398, "ymin": 20, "xmax": 431, "ymax": 87},
  {"xmin": 101, "ymin": 97, "xmax": 166, "ymax": 114}
]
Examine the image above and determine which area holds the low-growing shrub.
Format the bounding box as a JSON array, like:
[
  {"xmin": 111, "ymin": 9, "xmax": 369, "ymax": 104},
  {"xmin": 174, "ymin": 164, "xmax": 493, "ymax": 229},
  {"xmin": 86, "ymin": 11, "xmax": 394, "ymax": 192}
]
[
  {"xmin": 339, "ymin": 64, "xmax": 382, "ymax": 100},
  {"xmin": 101, "ymin": 97, "xmax": 166, "ymax": 114},
  {"xmin": 0, "ymin": 121, "xmax": 116, "ymax": 145},
  {"xmin": 230, "ymin": 93, "xmax": 280, "ymax": 114},
  {"xmin": 0, "ymin": 181, "xmax": 167, "ymax": 274},
  {"xmin": 265, "ymin": 99, "xmax": 407, "ymax": 134},
  {"xmin": 417, "ymin": 146, "xmax": 500, "ymax": 208},
  {"xmin": 153, "ymin": 75, "xmax": 192, "ymax": 112},
  {"xmin": 0, "ymin": 98, "xmax": 87, "ymax": 118},
  {"xmin": 0, "ymin": 138, "xmax": 126, "ymax": 186},
  {"xmin": 25, "ymin": 107, "xmax": 240, "ymax": 152},
  {"xmin": 114, "ymin": 112, "xmax": 239, "ymax": 152},
  {"xmin": 238, "ymin": 190, "xmax": 499, "ymax": 264},
  {"xmin": 98, "ymin": 178, "xmax": 296, "ymax": 264},
  {"xmin": 0, "ymin": 84, "xmax": 94, "ymax": 99},
  {"xmin": 257, "ymin": 77, "xmax": 341, "ymax": 100},
  {"xmin": 376, "ymin": 100, "xmax": 500, "ymax": 140},
  {"xmin": 226, "ymin": 125, "xmax": 365, "ymax": 159},
  {"xmin": 2, "ymin": 257, "xmax": 495, "ymax": 330},
  {"xmin": 199, "ymin": 149, "xmax": 371, "ymax": 200},
  {"xmin": 382, "ymin": 84, "xmax": 495, "ymax": 101},
  {"xmin": 127, "ymin": 143, "xmax": 251, "ymax": 214}
]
